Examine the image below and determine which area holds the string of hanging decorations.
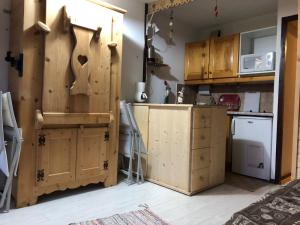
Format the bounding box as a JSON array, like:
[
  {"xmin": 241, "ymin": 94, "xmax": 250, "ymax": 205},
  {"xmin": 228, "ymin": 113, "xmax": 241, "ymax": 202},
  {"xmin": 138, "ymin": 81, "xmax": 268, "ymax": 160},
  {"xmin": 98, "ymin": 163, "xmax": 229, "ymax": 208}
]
[
  {"xmin": 148, "ymin": 0, "xmax": 194, "ymax": 14},
  {"xmin": 148, "ymin": 0, "xmax": 220, "ymax": 18},
  {"xmin": 214, "ymin": 0, "xmax": 219, "ymax": 17}
]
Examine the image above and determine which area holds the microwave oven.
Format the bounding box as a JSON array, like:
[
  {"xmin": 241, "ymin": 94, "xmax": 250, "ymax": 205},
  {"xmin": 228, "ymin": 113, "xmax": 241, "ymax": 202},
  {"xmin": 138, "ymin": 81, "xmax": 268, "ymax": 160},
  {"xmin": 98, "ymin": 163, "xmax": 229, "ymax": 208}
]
[{"xmin": 240, "ymin": 52, "xmax": 275, "ymax": 74}]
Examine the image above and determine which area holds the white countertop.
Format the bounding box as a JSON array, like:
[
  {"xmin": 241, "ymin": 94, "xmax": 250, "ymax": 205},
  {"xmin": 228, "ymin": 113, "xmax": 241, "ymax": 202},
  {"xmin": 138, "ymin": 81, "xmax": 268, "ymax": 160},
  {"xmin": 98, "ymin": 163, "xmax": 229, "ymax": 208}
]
[
  {"xmin": 227, "ymin": 111, "xmax": 273, "ymax": 117},
  {"xmin": 133, "ymin": 103, "xmax": 226, "ymax": 109}
]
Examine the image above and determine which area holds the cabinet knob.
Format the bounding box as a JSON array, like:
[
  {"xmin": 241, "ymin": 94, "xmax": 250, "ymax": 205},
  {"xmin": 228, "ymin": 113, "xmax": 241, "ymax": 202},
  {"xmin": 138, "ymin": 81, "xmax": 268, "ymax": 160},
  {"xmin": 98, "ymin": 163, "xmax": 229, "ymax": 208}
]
[
  {"xmin": 200, "ymin": 156, "xmax": 204, "ymax": 160},
  {"xmin": 201, "ymin": 135, "xmax": 205, "ymax": 140}
]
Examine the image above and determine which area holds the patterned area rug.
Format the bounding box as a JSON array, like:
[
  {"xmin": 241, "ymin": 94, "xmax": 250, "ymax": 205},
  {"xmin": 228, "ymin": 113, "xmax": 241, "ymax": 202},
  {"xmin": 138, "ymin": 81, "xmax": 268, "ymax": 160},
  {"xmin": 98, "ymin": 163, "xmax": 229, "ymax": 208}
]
[
  {"xmin": 225, "ymin": 180, "xmax": 300, "ymax": 225},
  {"xmin": 70, "ymin": 208, "xmax": 168, "ymax": 225}
]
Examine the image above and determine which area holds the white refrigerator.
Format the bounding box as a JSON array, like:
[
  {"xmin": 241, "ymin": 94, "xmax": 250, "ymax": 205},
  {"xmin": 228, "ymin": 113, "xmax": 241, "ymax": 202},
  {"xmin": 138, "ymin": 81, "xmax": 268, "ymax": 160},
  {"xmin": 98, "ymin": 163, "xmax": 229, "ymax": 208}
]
[{"xmin": 231, "ymin": 116, "xmax": 272, "ymax": 180}]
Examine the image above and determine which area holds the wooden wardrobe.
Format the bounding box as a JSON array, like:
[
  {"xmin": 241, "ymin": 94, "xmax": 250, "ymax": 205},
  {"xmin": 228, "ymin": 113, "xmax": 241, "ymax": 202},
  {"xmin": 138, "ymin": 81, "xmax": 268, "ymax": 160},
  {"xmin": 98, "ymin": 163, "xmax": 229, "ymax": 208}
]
[{"xmin": 8, "ymin": 0, "xmax": 125, "ymax": 207}]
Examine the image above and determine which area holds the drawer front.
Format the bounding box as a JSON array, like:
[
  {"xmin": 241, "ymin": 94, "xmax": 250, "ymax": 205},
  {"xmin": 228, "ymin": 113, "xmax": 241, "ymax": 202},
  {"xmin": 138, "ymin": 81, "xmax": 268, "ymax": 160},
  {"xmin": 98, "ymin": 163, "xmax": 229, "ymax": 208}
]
[
  {"xmin": 192, "ymin": 128, "xmax": 211, "ymax": 149},
  {"xmin": 191, "ymin": 168, "xmax": 209, "ymax": 192},
  {"xmin": 192, "ymin": 149, "xmax": 210, "ymax": 170},
  {"xmin": 193, "ymin": 108, "xmax": 212, "ymax": 129}
]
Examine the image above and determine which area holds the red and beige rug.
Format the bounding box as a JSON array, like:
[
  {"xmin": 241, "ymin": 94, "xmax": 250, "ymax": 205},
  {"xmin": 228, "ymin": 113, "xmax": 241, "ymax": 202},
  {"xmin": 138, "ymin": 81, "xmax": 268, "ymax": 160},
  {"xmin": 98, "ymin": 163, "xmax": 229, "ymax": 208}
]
[{"xmin": 70, "ymin": 208, "xmax": 168, "ymax": 225}]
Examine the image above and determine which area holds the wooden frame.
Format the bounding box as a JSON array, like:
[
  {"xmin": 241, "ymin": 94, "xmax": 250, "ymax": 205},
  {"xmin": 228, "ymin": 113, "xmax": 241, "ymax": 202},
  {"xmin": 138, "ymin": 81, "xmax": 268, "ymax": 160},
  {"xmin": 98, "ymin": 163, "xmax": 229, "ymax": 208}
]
[
  {"xmin": 8, "ymin": 0, "xmax": 125, "ymax": 208},
  {"xmin": 276, "ymin": 15, "xmax": 299, "ymax": 183},
  {"xmin": 185, "ymin": 75, "xmax": 275, "ymax": 85}
]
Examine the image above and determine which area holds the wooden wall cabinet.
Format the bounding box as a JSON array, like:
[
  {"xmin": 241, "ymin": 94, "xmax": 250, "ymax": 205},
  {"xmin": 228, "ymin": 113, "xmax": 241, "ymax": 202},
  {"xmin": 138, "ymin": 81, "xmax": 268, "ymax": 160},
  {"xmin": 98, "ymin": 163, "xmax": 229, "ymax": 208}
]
[
  {"xmin": 9, "ymin": 0, "xmax": 125, "ymax": 207},
  {"xmin": 185, "ymin": 34, "xmax": 240, "ymax": 81},
  {"xmin": 133, "ymin": 104, "xmax": 227, "ymax": 195},
  {"xmin": 209, "ymin": 34, "xmax": 240, "ymax": 79},
  {"xmin": 185, "ymin": 40, "xmax": 210, "ymax": 80}
]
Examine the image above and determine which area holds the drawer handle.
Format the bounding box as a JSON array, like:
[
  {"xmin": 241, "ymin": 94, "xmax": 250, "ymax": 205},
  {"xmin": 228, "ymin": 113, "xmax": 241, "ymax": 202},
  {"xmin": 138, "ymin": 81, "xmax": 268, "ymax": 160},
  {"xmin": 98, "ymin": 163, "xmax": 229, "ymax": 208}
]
[
  {"xmin": 201, "ymin": 135, "xmax": 205, "ymax": 140},
  {"xmin": 200, "ymin": 156, "xmax": 205, "ymax": 160},
  {"xmin": 201, "ymin": 115, "xmax": 206, "ymax": 119}
]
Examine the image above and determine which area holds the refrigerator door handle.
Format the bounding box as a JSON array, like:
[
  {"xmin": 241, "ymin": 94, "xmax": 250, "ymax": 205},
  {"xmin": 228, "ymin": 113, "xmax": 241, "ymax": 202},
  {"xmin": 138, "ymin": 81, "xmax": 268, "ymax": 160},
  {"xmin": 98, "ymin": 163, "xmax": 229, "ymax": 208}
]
[{"xmin": 231, "ymin": 118, "xmax": 235, "ymax": 135}]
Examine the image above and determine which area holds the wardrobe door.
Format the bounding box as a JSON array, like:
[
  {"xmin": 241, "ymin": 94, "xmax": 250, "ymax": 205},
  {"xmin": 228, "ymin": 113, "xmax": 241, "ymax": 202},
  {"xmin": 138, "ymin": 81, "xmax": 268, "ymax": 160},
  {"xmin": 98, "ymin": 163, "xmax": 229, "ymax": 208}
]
[
  {"xmin": 76, "ymin": 128, "xmax": 109, "ymax": 180},
  {"xmin": 42, "ymin": 0, "xmax": 115, "ymax": 114},
  {"xmin": 36, "ymin": 129, "xmax": 77, "ymax": 187}
]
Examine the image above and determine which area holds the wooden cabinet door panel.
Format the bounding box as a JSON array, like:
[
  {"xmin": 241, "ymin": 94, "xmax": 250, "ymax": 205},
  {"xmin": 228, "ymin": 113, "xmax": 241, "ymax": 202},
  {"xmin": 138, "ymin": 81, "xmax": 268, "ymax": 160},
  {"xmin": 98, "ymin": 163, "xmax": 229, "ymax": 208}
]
[
  {"xmin": 192, "ymin": 128, "xmax": 211, "ymax": 149},
  {"xmin": 43, "ymin": 1, "xmax": 113, "ymax": 113},
  {"xmin": 185, "ymin": 40, "xmax": 210, "ymax": 80},
  {"xmin": 191, "ymin": 149, "xmax": 210, "ymax": 170},
  {"xmin": 191, "ymin": 168, "xmax": 209, "ymax": 192},
  {"xmin": 76, "ymin": 128, "xmax": 108, "ymax": 180},
  {"xmin": 193, "ymin": 108, "xmax": 212, "ymax": 129},
  {"xmin": 209, "ymin": 34, "xmax": 239, "ymax": 78},
  {"xmin": 36, "ymin": 129, "xmax": 77, "ymax": 187},
  {"xmin": 148, "ymin": 107, "xmax": 191, "ymax": 191},
  {"xmin": 209, "ymin": 108, "xmax": 227, "ymax": 187}
]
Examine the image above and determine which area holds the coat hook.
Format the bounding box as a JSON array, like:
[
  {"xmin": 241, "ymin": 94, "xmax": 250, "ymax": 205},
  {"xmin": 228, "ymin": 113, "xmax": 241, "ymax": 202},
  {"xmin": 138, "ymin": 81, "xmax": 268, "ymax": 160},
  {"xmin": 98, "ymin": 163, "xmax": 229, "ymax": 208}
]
[{"xmin": 35, "ymin": 21, "xmax": 51, "ymax": 33}]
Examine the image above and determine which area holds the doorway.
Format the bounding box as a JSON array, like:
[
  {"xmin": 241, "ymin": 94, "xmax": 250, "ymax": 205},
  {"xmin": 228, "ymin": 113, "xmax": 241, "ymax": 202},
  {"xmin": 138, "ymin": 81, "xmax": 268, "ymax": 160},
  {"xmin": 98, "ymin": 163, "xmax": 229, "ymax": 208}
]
[{"xmin": 277, "ymin": 15, "xmax": 299, "ymax": 183}]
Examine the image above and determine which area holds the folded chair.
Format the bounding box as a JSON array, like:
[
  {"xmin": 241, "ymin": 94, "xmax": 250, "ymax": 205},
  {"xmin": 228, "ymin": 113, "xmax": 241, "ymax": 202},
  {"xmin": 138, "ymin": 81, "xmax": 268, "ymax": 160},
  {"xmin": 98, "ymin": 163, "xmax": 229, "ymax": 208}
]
[
  {"xmin": 119, "ymin": 101, "xmax": 146, "ymax": 184},
  {"xmin": 0, "ymin": 92, "xmax": 23, "ymax": 212}
]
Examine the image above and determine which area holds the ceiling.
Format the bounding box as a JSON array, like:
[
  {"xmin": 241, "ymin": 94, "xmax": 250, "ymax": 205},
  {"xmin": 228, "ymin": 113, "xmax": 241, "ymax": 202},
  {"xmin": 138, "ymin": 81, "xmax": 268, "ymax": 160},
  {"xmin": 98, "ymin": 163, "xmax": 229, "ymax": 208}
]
[{"xmin": 144, "ymin": 0, "xmax": 278, "ymax": 29}]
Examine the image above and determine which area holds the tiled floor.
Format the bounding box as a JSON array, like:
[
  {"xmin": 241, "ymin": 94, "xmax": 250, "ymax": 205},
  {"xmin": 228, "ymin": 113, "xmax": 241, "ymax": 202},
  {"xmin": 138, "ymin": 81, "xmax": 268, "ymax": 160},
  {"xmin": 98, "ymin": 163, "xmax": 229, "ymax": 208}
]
[{"xmin": 0, "ymin": 174, "xmax": 278, "ymax": 225}]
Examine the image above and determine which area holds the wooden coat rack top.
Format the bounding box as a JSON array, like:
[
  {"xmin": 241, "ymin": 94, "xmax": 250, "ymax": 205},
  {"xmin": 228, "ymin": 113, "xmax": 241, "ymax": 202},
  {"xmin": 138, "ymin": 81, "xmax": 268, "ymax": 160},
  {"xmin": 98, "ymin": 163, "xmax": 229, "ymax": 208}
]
[{"xmin": 148, "ymin": 0, "xmax": 194, "ymax": 14}]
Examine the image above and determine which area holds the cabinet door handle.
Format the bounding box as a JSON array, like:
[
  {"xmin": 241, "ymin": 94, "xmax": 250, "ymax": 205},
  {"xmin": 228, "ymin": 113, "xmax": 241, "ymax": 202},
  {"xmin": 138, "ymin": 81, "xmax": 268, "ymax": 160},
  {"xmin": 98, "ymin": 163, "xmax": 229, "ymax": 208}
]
[{"xmin": 231, "ymin": 119, "xmax": 235, "ymax": 135}]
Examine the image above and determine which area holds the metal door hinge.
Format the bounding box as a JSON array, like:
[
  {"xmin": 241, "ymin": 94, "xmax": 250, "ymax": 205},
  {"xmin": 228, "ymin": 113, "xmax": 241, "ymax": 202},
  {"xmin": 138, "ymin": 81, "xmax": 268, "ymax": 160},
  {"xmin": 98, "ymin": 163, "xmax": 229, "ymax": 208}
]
[
  {"xmin": 38, "ymin": 134, "xmax": 46, "ymax": 146},
  {"xmin": 37, "ymin": 169, "xmax": 45, "ymax": 182},
  {"xmin": 103, "ymin": 160, "xmax": 109, "ymax": 170},
  {"xmin": 104, "ymin": 131, "xmax": 109, "ymax": 142}
]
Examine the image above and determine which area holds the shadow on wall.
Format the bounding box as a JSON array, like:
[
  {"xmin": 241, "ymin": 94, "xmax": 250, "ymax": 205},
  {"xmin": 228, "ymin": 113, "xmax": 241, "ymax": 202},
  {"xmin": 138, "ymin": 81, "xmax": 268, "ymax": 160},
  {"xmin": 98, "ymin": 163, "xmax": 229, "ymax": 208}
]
[
  {"xmin": 121, "ymin": 35, "xmax": 144, "ymax": 102},
  {"xmin": 0, "ymin": 0, "xmax": 10, "ymax": 92}
]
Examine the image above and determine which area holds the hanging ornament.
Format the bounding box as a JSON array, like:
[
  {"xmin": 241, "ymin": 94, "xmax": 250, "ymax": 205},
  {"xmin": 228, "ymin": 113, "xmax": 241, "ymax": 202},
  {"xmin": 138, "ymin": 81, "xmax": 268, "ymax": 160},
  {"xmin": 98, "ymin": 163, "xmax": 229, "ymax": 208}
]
[
  {"xmin": 214, "ymin": 0, "xmax": 219, "ymax": 17},
  {"xmin": 168, "ymin": 9, "xmax": 174, "ymax": 44}
]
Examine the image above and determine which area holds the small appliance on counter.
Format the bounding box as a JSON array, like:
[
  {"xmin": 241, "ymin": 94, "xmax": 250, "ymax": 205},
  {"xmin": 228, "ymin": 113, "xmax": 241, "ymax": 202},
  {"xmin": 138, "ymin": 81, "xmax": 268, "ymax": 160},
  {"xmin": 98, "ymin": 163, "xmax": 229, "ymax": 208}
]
[
  {"xmin": 134, "ymin": 82, "xmax": 148, "ymax": 103},
  {"xmin": 194, "ymin": 86, "xmax": 215, "ymax": 105},
  {"xmin": 218, "ymin": 94, "xmax": 241, "ymax": 111}
]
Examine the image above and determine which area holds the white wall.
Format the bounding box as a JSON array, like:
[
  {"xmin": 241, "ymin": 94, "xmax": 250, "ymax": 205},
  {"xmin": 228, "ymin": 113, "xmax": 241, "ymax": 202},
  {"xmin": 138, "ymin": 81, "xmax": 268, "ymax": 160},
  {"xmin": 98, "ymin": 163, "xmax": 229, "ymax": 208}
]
[
  {"xmin": 147, "ymin": 12, "xmax": 277, "ymax": 104},
  {"xmin": 0, "ymin": 0, "xmax": 10, "ymax": 92},
  {"xmin": 101, "ymin": 0, "xmax": 145, "ymax": 101},
  {"xmin": 147, "ymin": 13, "xmax": 199, "ymax": 103},
  {"xmin": 271, "ymin": 0, "xmax": 298, "ymax": 180},
  {"xmin": 196, "ymin": 12, "xmax": 277, "ymax": 40}
]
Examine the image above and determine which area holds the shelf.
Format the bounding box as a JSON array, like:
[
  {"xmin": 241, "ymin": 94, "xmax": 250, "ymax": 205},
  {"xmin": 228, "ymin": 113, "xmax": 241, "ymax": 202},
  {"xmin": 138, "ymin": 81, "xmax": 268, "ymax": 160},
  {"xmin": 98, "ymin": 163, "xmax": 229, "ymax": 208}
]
[
  {"xmin": 35, "ymin": 110, "xmax": 113, "ymax": 129},
  {"xmin": 238, "ymin": 71, "xmax": 276, "ymax": 76},
  {"xmin": 184, "ymin": 74, "xmax": 275, "ymax": 85},
  {"xmin": 147, "ymin": 61, "xmax": 168, "ymax": 67}
]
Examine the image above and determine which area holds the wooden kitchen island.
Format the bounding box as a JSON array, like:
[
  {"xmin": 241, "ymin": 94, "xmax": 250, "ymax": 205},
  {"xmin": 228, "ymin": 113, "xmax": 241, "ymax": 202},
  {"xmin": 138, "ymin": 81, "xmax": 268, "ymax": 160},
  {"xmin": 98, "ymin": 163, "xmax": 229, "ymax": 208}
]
[{"xmin": 133, "ymin": 104, "xmax": 227, "ymax": 195}]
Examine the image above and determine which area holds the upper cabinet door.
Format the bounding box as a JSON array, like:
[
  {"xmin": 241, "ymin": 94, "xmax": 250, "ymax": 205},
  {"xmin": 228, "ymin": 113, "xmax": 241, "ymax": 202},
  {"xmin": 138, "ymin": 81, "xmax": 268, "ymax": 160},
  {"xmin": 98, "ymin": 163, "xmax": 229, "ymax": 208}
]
[
  {"xmin": 209, "ymin": 34, "xmax": 240, "ymax": 79},
  {"xmin": 185, "ymin": 40, "xmax": 210, "ymax": 80}
]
